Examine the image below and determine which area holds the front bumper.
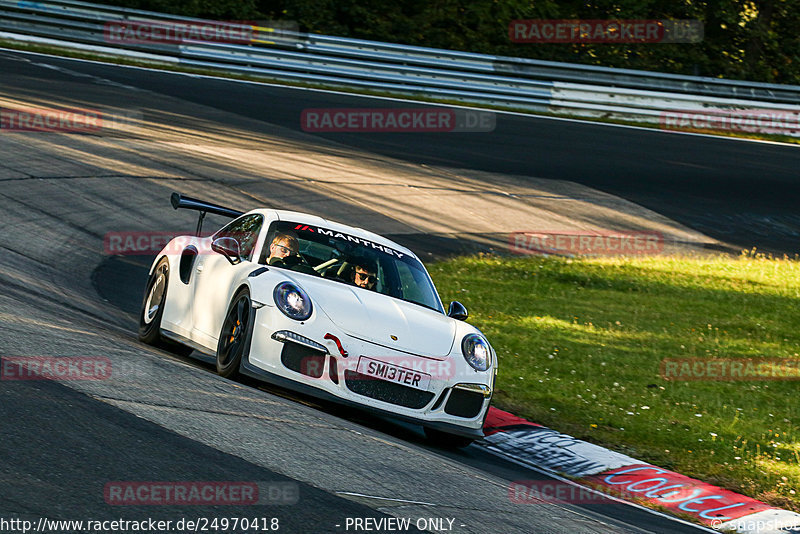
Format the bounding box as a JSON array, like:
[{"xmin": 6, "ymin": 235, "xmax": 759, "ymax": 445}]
[{"xmin": 244, "ymin": 308, "xmax": 493, "ymax": 438}]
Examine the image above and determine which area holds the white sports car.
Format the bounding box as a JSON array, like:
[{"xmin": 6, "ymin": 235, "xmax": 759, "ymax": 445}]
[{"xmin": 139, "ymin": 193, "xmax": 496, "ymax": 446}]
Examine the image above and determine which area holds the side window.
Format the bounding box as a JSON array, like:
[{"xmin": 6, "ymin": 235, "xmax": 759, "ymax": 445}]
[
  {"xmin": 395, "ymin": 262, "xmax": 425, "ymax": 303},
  {"xmin": 214, "ymin": 214, "xmax": 263, "ymax": 261}
]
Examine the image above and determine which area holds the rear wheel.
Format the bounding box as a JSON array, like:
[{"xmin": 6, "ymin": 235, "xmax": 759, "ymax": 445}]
[
  {"xmin": 216, "ymin": 289, "xmax": 252, "ymax": 378},
  {"xmin": 424, "ymin": 427, "xmax": 475, "ymax": 449},
  {"xmin": 139, "ymin": 257, "xmax": 172, "ymax": 344},
  {"xmin": 138, "ymin": 258, "xmax": 192, "ymax": 355}
]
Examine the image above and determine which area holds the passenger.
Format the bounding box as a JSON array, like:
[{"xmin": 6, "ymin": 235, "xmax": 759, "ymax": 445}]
[{"xmin": 351, "ymin": 261, "xmax": 377, "ymax": 290}]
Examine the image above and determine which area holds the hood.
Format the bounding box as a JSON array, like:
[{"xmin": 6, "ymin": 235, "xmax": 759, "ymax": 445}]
[{"xmin": 285, "ymin": 274, "xmax": 455, "ymax": 358}]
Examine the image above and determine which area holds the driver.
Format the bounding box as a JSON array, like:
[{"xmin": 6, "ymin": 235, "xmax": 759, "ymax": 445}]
[{"xmin": 266, "ymin": 232, "xmax": 299, "ymax": 266}]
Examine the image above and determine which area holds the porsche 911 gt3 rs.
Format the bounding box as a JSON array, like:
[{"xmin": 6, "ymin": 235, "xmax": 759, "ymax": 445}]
[{"xmin": 139, "ymin": 193, "xmax": 496, "ymax": 446}]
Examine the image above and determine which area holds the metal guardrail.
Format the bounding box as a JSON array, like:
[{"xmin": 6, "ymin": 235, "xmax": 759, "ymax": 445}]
[
  {"xmin": 301, "ymin": 34, "xmax": 800, "ymax": 105},
  {"xmin": 1, "ymin": 0, "xmax": 799, "ymax": 136}
]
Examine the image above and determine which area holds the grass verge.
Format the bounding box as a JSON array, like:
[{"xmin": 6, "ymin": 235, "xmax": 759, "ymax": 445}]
[{"xmin": 431, "ymin": 252, "xmax": 800, "ymax": 510}]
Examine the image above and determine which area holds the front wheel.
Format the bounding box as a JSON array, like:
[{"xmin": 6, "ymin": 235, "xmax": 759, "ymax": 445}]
[
  {"xmin": 216, "ymin": 289, "xmax": 252, "ymax": 378},
  {"xmin": 424, "ymin": 427, "xmax": 475, "ymax": 449}
]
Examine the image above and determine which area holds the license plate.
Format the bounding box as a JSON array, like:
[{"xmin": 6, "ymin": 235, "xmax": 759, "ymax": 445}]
[{"xmin": 356, "ymin": 356, "xmax": 431, "ymax": 391}]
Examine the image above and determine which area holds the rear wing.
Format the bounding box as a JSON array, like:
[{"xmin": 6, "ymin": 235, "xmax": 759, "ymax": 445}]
[{"xmin": 170, "ymin": 192, "xmax": 244, "ymax": 236}]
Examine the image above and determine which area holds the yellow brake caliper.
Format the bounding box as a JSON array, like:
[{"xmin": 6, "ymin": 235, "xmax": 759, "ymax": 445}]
[{"xmin": 230, "ymin": 320, "xmax": 240, "ymax": 343}]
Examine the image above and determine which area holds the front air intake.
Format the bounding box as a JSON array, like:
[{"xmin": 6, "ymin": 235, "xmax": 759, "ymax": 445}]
[
  {"xmin": 280, "ymin": 343, "xmax": 325, "ymax": 379},
  {"xmin": 444, "ymin": 388, "xmax": 485, "ymax": 418},
  {"xmin": 344, "ymin": 370, "xmax": 434, "ymax": 409}
]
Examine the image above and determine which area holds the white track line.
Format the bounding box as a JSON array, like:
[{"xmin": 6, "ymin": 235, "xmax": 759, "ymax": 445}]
[{"xmin": 335, "ymin": 492, "xmax": 437, "ymax": 506}]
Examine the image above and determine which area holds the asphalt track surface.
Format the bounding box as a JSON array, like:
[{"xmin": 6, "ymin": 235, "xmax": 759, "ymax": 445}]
[
  {"xmin": 5, "ymin": 50, "xmax": 799, "ymax": 253},
  {"xmin": 2, "ymin": 48, "xmax": 795, "ymax": 533}
]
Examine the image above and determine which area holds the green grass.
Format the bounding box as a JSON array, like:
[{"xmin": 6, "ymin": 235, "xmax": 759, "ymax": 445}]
[{"xmin": 431, "ymin": 252, "xmax": 800, "ymax": 510}]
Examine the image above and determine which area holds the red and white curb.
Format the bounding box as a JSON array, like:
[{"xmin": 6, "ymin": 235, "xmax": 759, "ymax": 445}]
[{"xmin": 480, "ymin": 407, "xmax": 800, "ymax": 534}]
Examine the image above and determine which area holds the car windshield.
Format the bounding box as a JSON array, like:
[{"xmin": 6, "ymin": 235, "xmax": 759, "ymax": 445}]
[{"xmin": 259, "ymin": 221, "xmax": 443, "ymax": 313}]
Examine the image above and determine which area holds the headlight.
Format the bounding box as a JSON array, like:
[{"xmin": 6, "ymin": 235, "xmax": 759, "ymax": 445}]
[
  {"xmin": 273, "ymin": 282, "xmax": 312, "ymax": 321},
  {"xmin": 461, "ymin": 334, "xmax": 492, "ymax": 372}
]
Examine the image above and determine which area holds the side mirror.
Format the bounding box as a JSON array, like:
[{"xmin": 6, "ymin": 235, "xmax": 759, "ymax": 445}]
[
  {"xmin": 212, "ymin": 237, "xmax": 242, "ymax": 265},
  {"xmin": 447, "ymin": 301, "xmax": 469, "ymax": 321}
]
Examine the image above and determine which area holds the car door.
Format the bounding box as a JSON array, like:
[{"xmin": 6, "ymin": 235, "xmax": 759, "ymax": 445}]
[{"xmin": 191, "ymin": 213, "xmax": 264, "ymax": 345}]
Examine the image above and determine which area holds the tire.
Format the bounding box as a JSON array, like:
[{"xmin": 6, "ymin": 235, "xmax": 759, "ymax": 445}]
[
  {"xmin": 216, "ymin": 288, "xmax": 252, "ymax": 378},
  {"xmin": 424, "ymin": 427, "xmax": 475, "ymax": 449},
  {"xmin": 138, "ymin": 257, "xmax": 192, "ymax": 356},
  {"xmin": 139, "ymin": 257, "xmax": 170, "ymax": 345}
]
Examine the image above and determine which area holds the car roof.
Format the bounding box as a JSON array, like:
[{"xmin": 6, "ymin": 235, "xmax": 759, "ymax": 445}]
[{"xmin": 245, "ymin": 208, "xmax": 418, "ymax": 260}]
